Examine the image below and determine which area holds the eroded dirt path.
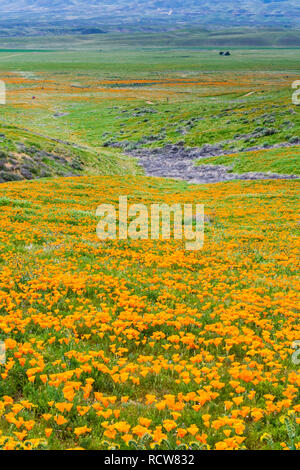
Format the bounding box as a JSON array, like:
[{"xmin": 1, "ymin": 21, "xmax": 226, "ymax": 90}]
[{"xmin": 129, "ymin": 143, "xmax": 299, "ymax": 184}]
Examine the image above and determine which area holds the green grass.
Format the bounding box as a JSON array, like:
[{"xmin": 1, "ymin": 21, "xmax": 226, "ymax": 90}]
[
  {"xmin": 1, "ymin": 48, "xmax": 300, "ymax": 73},
  {"xmin": 1, "ymin": 28, "xmax": 300, "ymax": 49},
  {"xmin": 0, "ymin": 123, "xmax": 141, "ymax": 181},
  {"xmin": 196, "ymin": 146, "xmax": 300, "ymax": 175}
]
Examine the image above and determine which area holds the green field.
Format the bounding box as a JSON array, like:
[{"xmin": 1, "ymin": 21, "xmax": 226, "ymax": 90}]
[{"xmin": 0, "ymin": 38, "xmax": 299, "ymax": 178}]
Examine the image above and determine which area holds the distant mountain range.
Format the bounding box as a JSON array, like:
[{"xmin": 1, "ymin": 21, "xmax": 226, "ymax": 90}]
[{"xmin": 0, "ymin": 1, "xmax": 300, "ymax": 35}]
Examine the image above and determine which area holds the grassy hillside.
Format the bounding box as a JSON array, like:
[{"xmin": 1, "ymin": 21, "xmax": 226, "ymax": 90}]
[
  {"xmin": 0, "ymin": 123, "xmax": 140, "ymax": 182},
  {"xmin": 197, "ymin": 146, "xmax": 300, "ymax": 175},
  {"xmin": 1, "ymin": 29, "xmax": 300, "ymax": 49}
]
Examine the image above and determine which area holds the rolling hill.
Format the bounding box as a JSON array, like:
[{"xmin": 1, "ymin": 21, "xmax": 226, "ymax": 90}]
[{"xmin": 0, "ymin": 0, "xmax": 299, "ymax": 35}]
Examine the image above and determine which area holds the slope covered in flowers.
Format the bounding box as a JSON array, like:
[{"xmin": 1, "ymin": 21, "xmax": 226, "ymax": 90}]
[{"xmin": 0, "ymin": 176, "xmax": 299, "ymax": 450}]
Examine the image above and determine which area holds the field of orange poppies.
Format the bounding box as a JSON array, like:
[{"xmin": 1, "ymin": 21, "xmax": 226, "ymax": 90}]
[{"xmin": 0, "ymin": 175, "xmax": 299, "ymax": 450}]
